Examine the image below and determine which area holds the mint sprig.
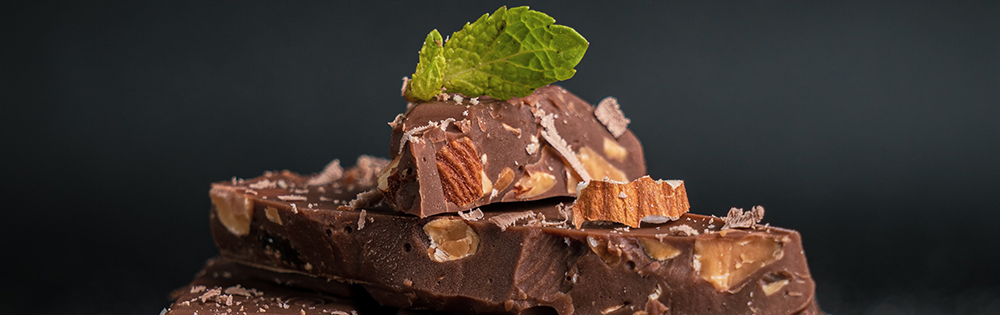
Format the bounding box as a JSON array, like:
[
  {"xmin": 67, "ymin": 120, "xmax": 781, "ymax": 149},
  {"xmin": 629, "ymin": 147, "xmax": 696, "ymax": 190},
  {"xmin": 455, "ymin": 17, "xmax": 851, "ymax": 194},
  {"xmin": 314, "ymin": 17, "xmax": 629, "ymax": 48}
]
[{"xmin": 405, "ymin": 6, "xmax": 589, "ymax": 101}]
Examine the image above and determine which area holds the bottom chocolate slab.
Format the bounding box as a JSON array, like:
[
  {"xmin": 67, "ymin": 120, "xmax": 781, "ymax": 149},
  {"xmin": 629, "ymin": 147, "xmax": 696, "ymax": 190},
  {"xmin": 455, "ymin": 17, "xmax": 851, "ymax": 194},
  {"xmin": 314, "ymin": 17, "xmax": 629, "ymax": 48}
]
[
  {"xmin": 209, "ymin": 169, "xmax": 823, "ymax": 315},
  {"xmin": 165, "ymin": 258, "xmax": 434, "ymax": 315}
]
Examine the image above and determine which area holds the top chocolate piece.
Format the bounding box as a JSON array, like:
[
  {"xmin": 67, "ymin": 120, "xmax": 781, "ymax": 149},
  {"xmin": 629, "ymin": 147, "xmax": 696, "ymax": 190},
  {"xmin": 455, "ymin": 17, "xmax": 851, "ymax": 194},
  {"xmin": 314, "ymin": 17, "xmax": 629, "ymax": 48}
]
[{"xmin": 379, "ymin": 85, "xmax": 647, "ymax": 217}]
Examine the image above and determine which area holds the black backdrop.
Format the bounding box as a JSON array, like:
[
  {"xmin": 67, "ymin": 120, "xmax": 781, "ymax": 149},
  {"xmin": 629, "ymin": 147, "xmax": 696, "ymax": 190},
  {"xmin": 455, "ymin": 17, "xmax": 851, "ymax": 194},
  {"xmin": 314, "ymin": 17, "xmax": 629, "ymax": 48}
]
[{"xmin": 4, "ymin": 1, "xmax": 999, "ymax": 314}]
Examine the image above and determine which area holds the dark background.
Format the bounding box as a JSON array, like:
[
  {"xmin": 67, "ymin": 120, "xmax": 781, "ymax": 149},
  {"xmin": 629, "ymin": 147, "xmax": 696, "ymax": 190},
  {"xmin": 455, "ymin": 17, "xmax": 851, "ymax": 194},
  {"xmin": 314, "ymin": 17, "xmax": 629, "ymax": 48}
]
[{"xmin": 4, "ymin": 1, "xmax": 999, "ymax": 314}]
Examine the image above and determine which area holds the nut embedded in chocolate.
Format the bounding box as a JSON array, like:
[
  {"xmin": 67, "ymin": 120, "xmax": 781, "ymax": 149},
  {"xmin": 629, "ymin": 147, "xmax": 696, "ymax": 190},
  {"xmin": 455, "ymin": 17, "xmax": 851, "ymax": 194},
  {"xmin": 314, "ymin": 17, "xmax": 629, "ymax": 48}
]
[
  {"xmin": 434, "ymin": 137, "xmax": 486, "ymax": 207},
  {"xmin": 209, "ymin": 185, "xmax": 254, "ymax": 237},
  {"xmin": 424, "ymin": 217, "xmax": 480, "ymax": 262},
  {"xmin": 694, "ymin": 233, "xmax": 785, "ymax": 292}
]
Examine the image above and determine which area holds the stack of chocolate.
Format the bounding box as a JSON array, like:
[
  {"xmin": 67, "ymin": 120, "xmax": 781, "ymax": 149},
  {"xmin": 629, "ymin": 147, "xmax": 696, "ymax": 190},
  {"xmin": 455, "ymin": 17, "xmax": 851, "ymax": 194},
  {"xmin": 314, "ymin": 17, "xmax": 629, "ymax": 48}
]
[{"xmin": 166, "ymin": 86, "xmax": 822, "ymax": 314}]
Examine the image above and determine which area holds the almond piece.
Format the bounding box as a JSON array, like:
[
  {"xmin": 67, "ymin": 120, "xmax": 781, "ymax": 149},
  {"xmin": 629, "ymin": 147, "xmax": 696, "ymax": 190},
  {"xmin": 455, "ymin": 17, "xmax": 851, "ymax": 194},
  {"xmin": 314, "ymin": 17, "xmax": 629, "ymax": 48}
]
[
  {"xmin": 694, "ymin": 234, "xmax": 784, "ymax": 292},
  {"xmin": 572, "ymin": 176, "xmax": 689, "ymax": 228},
  {"xmin": 577, "ymin": 146, "xmax": 627, "ymax": 182},
  {"xmin": 424, "ymin": 217, "xmax": 480, "ymax": 262},
  {"xmin": 210, "ymin": 185, "xmax": 254, "ymax": 236},
  {"xmin": 435, "ymin": 137, "xmax": 483, "ymax": 207},
  {"xmin": 513, "ymin": 170, "xmax": 557, "ymax": 199},
  {"xmin": 495, "ymin": 167, "xmax": 515, "ymax": 192},
  {"xmin": 603, "ymin": 137, "xmax": 628, "ymax": 162},
  {"xmin": 639, "ymin": 238, "xmax": 681, "ymax": 261}
]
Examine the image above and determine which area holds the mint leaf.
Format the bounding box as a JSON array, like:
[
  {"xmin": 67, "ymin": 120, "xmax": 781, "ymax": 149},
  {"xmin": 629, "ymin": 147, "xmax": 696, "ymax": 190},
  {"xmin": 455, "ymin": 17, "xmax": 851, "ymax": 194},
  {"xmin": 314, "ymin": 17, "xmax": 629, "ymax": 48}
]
[
  {"xmin": 406, "ymin": 6, "xmax": 588, "ymax": 101},
  {"xmin": 408, "ymin": 30, "xmax": 446, "ymax": 101}
]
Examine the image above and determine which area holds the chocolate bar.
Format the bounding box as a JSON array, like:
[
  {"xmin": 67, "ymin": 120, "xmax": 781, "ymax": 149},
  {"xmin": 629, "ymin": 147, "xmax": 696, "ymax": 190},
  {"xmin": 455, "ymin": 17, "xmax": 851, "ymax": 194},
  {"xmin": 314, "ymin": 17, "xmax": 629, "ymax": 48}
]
[
  {"xmin": 165, "ymin": 258, "xmax": 436, "ymax": 315},
  {"xmin": 211, "ymin": 167, "xmax": 821, "ymax": 314},
  {"xmin": 379, "ymin": 86, "xmax": 647, "ymax": 217},
  {"xmin": 165, "ymin": 258, "xmax": 360, "ymax": 315}
]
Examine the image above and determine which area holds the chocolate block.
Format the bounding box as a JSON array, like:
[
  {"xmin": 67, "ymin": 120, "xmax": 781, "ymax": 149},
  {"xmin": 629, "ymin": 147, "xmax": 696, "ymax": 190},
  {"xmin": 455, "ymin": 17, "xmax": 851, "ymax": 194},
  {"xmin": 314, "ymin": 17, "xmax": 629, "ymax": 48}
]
[
  {"xmin": 379, "ymin": 85, "xmax": 647, "ymax": 217},
  {"xmin": 165, "ymin": 258, "xmax": 360, "ymax": 315},
  {"xmin": 211, "ymin": 168, "xmax": 822, "ymax": 314},
  {"xmin": 165, "ymin": 258, "xmax": 438, "ymax": 315}
]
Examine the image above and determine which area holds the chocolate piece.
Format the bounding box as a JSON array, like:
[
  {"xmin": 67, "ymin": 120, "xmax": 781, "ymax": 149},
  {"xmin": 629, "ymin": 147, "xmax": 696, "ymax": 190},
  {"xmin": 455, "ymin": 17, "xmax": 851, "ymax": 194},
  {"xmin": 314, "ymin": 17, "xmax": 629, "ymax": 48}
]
[
  {"xmin": 165, "ymin": 258, "xmax": 359, "ymax": 315},
  {"xmin": 379, "ymin": 85, "xmax": 647, "ymax": 217},
  {"xmin": 211, "ymin": 168, "xmax": 822, "ymax": 314},
  {"xmin": 165, "ymin": 258, "xmax": 435, "ymax": 315}
]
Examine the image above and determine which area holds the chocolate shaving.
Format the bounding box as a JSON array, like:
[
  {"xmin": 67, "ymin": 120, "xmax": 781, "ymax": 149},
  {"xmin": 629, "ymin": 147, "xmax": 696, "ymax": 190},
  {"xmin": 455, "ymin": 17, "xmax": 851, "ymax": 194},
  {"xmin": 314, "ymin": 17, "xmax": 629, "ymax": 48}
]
[
  {"xmin": 347, "ymin": 189, "xmax": 383, "ymax": 209},
  {"xmin": 199, "ymin": 287, "xmax": 222, "ymax": 303},
  {"xmin": 668, "ymin": 225, "xmax": 700, "ymax": 236},
  {"xmin": 594, "ymin": 97, "xmax": 630, "ymax": 138},
  {"xmin": 458, "ymin": 208, "xmax": 484, "ymax": 221},
  {"xmin": 488, "ymin": 211, "xmax": 536, "ymax": 231},
  {"xmin": 399, "ymin": 77, "xmax": 409, "ymax": 97},
  {"xmin": 358, "ymin": 210, "xmax": 367, "ymax": 230},
  {"xmin": 307, "ymin": 159, "xmax": 343, "ymax": 186},
  {"xmin": 721, "ymin": 205, "xmax": 766, "ymax": 230},
  {"xmin": 277, "ymin": 195, "xmax": 308, "ymax": 201},
  {"xmin": 345, "ymin": 155, "xmax": 390, "ymax": 187},
  {"xmin": 537, "ymin": 112, "xmax": 591, "ymax": 181}
]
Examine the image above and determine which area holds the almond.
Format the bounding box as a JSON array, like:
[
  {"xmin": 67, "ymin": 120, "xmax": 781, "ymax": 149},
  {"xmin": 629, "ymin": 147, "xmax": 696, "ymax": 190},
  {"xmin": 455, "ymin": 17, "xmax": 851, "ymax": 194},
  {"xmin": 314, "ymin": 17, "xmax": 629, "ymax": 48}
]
[
  {"xmin": 572, "ymin": 176, "xmax": 689, "ymax": 228},
  {"xmin": 694, "ymin": 234, "xmax": 784, "ymax": 292},
  {"xmin": 435, "ymin": 137, "xmax": 483, "ymax": 207}
]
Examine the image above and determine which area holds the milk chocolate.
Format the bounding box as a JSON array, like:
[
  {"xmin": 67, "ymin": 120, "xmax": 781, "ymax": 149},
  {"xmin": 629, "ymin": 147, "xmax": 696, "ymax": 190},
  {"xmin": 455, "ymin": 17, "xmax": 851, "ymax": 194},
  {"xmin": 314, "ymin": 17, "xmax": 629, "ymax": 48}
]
[
  {"xmin": 379, "ymin": 85, "xmax": 647, "ymax": 217},
  {"xmin": 211, "ymin": 167, "xmax": 822, "ymax": 314},
  {"xmin": 165, "ymin": 258, "xmax": 435, "ymax": 315},
  {"xmin": 165, "ymin": 258, "xmax": 360, "ymax": 315}
]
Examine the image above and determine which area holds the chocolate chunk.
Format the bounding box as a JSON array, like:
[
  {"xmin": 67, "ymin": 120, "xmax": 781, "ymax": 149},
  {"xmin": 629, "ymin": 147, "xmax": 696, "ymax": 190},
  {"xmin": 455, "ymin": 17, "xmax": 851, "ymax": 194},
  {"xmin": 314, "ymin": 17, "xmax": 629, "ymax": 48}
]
[
  {"xmin": 211, "ymin": 169, "xmax": 822, "ymax": 315},
  {"xmin": 165, "ymin": 258, "xmax": 359, "ymax": 315},
  {"xmin": 165, "ymin": 258, "xmax": 437, "ymax": 315},
  {"xmin": 378, "ymin": 85, "xmax": 647, "ymax": 217}
]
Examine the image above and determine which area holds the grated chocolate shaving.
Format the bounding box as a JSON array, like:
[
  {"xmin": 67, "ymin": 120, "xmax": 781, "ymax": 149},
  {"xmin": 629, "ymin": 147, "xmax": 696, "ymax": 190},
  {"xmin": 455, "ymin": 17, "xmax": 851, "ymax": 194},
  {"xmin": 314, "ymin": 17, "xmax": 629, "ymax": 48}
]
[
  {"xmin": 594, "ymin": 97, "xmax": 630, "ymax": 138},
  {"xmin": 537, "ymin": 112, "xmax": 592, "ymax": 181},
  {"xmin": 248, "ymin": 179, "xmax": 277, "ymax": 190},
  {"xmin": 668, "ymin": 225, "xmax": 700, "ymax": 236},
  {"xmin": 458, "ymin": 208, "xmax": 484, "ymax": 221},
  {"xmin": 721, "ymin": 205, "xmax": 766, "ymax": 230},
  {"xmin": 199, "ymin": 287, "xmax": 222, "ymax": 303},
  {"xmin": 399, "ymin": 76, "xmax": 409, "ymax": 97},
  {"xmin": 347, "ymin": 189, "xmax": 384, "ymax": 209},
  {"xmin": 277, "ymin": 195, "xmax": 307, "ymax": 201},
  {"xmin": 223, "ymin": 285, "xmax": 252, "ymax": 297},
  {"xmin": 488, "ymin": 211, "xmax": 536, "ymax": 231},
  {"xmin": 306, "ymin": 159, "xmax": 343, "ymax": 186}
]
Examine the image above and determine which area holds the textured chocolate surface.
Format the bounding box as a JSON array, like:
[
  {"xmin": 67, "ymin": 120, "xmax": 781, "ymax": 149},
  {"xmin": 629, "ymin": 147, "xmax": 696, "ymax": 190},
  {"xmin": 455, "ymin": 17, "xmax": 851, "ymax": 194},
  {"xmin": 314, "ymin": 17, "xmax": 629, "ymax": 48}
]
[
  {"xmin": 379, "ymin": 85, "xmax": 647, "ymax": 217},
  {"xmin": 210, "ymin": 166, "xmax": 822, "ymax": 315}
]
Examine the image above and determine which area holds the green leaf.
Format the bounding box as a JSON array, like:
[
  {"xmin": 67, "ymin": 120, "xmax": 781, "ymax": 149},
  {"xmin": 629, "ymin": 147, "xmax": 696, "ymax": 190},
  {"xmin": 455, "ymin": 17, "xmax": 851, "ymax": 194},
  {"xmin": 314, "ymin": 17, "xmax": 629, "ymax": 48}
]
[
  {"xmin": 407, "ymin": 6, "xmax": 588, "ymax": 101},
  {"xmin": 408, "ymin": 30, "xmax": 446, "ymax": 101}
]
